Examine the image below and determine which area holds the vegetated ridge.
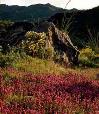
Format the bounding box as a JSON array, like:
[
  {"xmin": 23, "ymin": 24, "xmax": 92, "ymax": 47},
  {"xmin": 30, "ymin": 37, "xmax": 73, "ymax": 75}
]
[{"xmin": 0, "ymin": 3, "xmax": 65, "ymax": 21}]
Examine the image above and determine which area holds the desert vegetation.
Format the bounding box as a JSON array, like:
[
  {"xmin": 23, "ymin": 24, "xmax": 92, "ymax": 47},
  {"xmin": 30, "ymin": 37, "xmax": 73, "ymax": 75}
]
[
  {"xmin": 0, "ymin": 3, "xmax": 99, "ymax": 114},
  {"xmin": 0, "ymin": 42, "xmax": 99, "ymax": 114},
  {"xmin": 0, "ymin": 70, "xmax": 99, "ymax": 114}
]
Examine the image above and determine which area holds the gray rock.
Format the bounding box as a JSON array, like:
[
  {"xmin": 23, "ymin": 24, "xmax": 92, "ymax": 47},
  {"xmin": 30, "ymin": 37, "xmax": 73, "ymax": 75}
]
[{"xmin": 33, "ymin": 21, "xmax": 79, "ymax": 65}]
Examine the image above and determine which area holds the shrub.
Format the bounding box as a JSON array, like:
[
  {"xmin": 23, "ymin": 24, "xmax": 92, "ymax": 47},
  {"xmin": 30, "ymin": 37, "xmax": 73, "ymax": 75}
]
[
  {"xmin": 0, "ymin": 52, "xmax": 14, "ymax": 68},
  {"xmin": 87, "ymin": 29, "xmax": 99, "ymax": 52},
  {"xmin": 0, "ymin": 48, "xmax": 27, "ymax": 68},
  {"xmin": 22, "ymin": 31, "xmax": 55, "ymax": 60},
  {"xmin": 78, "ymin": 47, "xmax": 98, "ymax": 67},
  {"xmin": 22, "ymin": 31, "xmax": 45, "ymax": 56}
]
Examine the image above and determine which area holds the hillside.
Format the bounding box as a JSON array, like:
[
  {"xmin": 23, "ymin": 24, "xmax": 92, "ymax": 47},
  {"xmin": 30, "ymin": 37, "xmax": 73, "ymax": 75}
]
[
  {"xmin": 0, "ymin": 4, "xmax": 65, "ymax": 21},
  {"xmin": 1, "ymin": 4, "xmax": 99, "ymax": 47},
  {"xmin": 48, "ymin": 6, "xmax": 99, "ymax": 48},
  {"xmin": 0, "ymin": 3, "xmax": 99, "ymax": 114},
  {"xmin": 0, "ymin": 52, "xmax": 99, "ymax": 114}
]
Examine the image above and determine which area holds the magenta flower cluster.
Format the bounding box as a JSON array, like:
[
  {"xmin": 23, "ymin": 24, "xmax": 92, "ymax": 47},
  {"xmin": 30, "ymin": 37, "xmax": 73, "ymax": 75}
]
[{"xmin": 0, "ymin": 71, "xmax": 99, "ymax": 114}]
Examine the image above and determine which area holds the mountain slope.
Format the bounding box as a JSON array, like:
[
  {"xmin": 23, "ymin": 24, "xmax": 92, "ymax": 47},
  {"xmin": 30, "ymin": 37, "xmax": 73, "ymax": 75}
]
[
  {"xmin": 48, "ymin": 6, "xmax": 99, "ymax": 48},
  {"xmin": 0, "ymin": 4, "xmax": 64, "ymax": 21}
]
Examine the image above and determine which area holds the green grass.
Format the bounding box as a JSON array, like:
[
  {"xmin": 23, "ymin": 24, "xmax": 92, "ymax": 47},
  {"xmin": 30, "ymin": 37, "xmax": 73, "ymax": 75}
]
[
  {"xmin": 0, "ymin": 51, "xmax": 99, "ymax": 79},
  {"xmin": 13, "ymin": 56, "xmax": 67, "ymax": 75}
]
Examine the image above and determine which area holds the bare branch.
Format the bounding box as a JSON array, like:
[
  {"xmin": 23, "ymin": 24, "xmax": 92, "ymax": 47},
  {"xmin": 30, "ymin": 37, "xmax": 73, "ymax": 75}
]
[{"xmin": 65, "ymin": 0, "xmax": 71, "ymax": 9}]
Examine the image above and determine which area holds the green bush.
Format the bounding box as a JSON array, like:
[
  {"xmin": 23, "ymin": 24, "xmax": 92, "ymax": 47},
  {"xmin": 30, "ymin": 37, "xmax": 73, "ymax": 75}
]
[
  {"xmin": 21, "ymin": 31, "xmax": 54, "ymax": 60},
  {"xmin": 22, "ymin": 31, "xmax": 46, "ymax": 56},
  {"xmin": 0, "ymin": 52, "xmax": 14, "ymax": 68},
  {"xmin": 0, "ymin": 47, "xmax": 27, "ymax": 68},
  {"xmin": 78, "ymin": 47, "xmax": 99, "ymax": 67}
]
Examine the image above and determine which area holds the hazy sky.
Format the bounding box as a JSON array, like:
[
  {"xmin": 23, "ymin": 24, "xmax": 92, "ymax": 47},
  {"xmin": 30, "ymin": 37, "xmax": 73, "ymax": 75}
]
[{"xmin": 1, "ymin": 0, "xmax": 99, "ymax": 9}]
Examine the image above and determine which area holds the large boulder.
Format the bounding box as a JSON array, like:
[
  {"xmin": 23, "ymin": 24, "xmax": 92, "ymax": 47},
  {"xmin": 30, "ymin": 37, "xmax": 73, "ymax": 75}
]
[
  {"xmin": 33, "ymin": 21, "xmax": 79, "ymax": 65},
  {"xmin": 0, "ymin": 21, "xmax": 79, "ymax": 65}
]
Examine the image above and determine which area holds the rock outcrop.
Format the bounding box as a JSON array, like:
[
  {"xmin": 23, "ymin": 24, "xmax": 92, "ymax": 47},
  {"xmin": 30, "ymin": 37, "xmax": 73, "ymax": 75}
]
[
  {"xmin": 33, "ymin": 21, "xmax": 79, "ymax": 65},
  {"xmin": 0, "ymin": 21, "xmax": 79, "ymax": 65}
]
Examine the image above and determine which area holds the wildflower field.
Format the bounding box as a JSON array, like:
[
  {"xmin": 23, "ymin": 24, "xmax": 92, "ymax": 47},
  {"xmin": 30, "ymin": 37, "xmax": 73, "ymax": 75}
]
[
  {"xmin": 0, "ymin": 6, "xmax": 99, "ymax": 114},
  {"xmin": 0, "ymin": 67, "xmax": 99, "ymax": 114}
]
